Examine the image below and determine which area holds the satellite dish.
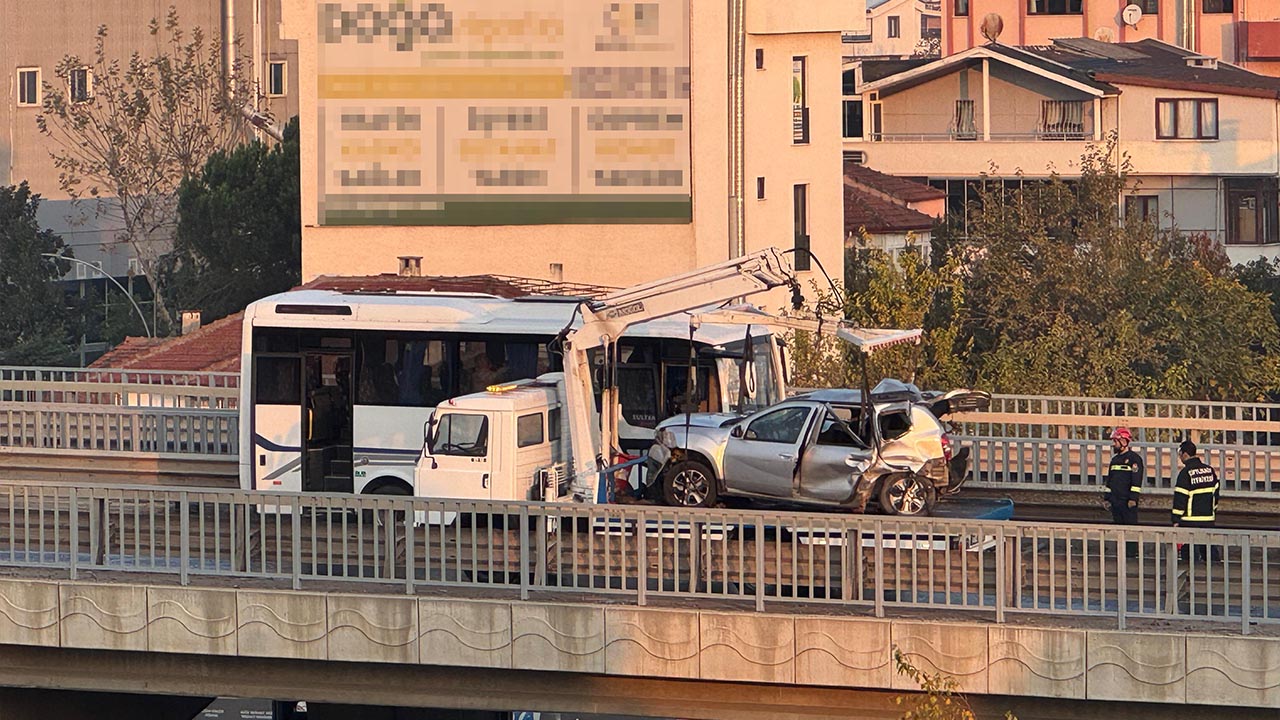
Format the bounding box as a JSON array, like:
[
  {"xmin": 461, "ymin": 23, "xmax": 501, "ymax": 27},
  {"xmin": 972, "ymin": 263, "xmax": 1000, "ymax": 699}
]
[
  {"xmin": 1122, "ymin": 4, "xmax": 1143, "ymax": 27},
  {"xmin": 980, "ymin": 13, "xmax": 1004, "ymax": 44},
  {"xmin": 1094, "ymin": 26, "xmax": 1116, "ymax": 43}
]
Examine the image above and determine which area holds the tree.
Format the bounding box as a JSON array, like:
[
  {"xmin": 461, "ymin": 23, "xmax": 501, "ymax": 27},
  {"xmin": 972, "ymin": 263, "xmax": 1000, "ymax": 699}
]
[
  {"xmin": 37, "ymin": 6, "xmax": 265, "ymax": 329},
  {"xmin": 792, "ymin": 137, "xmax": 1280, "ymax": 401},
  {"xmin": 156, "ymin": 117, "xmax": 301, "ymax": 323},
  {"xmin": 0, "ymin": 183, "xmax": 77, "ymax": 365}
]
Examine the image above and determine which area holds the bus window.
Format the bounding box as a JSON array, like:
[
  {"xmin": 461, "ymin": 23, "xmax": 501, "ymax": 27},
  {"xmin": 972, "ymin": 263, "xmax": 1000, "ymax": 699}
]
[
  {"xmin": 618, "ymin": 366, "xmax": 658, "ymax": 429},
  {"xmin": 356, "ymin": 335, "xmax": 448, "ymax": 407},
  {"xmin": 431, "ymin": 413, "xmax": 489, "ymax": 457},
  {"xmin": 256, "ymin": 357, "xmax": 300, "ymax": 405},
  {"xmin": 459, "ymin": 340, "xmax": 551, "ymax": 394}
]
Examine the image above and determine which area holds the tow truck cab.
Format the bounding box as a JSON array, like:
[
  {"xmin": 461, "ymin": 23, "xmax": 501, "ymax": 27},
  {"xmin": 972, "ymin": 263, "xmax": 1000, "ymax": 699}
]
[{"xmin": 415, "ymin": 374, "xmax": 569, "ymax": 522}]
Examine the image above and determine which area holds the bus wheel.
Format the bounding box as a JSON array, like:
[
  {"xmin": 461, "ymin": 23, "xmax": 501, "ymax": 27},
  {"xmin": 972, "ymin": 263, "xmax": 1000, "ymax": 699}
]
[{"xmin": 362, "ymin": 482, "xmax": 411, "ymax": 527}]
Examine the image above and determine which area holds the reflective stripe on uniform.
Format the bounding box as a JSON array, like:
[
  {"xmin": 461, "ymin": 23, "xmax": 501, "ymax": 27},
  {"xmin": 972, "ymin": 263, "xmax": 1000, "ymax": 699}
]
[
  {"xmin": 1175, "ymin": 487, "xmax": 1191, "ymax": 495},
  {"xmin": 1129, "ymin": 486, "xmax": 1142, "ymax": 493},
  {"xmin": 1171, "ymin": 508, "xmax": 1185, "ymax": 516}
]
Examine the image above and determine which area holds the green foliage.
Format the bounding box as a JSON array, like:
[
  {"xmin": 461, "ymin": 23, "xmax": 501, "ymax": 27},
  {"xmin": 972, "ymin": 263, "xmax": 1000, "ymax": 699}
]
[
  {"xmin": 794, "ymin": 136, "xmax": 1280, "ymax": 402},
  {"xmin": 157, "ymin": 118, "xmax": 301, "ymax": 323},
  {"xmin": 893, "ymin": 647, "xmax": 1014, "ymax": 720},
  {"xmin": 37, "ymin": 6, "xmax": 264, "ymax": 329},
  {"xmin": 0, "ymin": 183, "xmax": 77, "ymax": 365}
]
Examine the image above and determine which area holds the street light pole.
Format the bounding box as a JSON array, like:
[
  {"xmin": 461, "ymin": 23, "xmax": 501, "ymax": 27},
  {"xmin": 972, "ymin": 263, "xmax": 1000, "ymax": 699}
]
[{"xmin": 43, "ymin": 253, "xmax": 154, "ymax": 339}]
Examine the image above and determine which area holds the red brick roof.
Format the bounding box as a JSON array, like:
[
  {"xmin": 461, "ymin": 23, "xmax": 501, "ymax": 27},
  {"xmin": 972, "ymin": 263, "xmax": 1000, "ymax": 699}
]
[
  {"xmin": 844, "ymin": 179, "xmax": 935, "ymax": 234},
  {"xmin": 844, "ymin": 163, "xmax": 944, "ymax": 204},
  {"xmin": 90, "ymin": 312, "xmax": 244, "ymax": 373},
  {"xmin": 301, "ymin": 274, "xmax": 613, "ymax": 298},
  {"xmin": 88, "ymin": 274, "xmax": 616, "ymax": 374}
]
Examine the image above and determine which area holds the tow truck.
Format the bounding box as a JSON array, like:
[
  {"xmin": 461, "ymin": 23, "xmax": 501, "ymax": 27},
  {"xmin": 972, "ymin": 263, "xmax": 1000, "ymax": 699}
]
[{"xmin": 415, "ymin": 247, "xmax": 926, "ymax": 513}]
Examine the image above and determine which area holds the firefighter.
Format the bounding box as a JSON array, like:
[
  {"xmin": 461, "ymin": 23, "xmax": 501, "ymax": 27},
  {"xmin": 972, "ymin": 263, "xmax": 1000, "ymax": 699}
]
[
  {"xmin": 1172, "ymin": 439, "xmax": 1221, "ymax": 561},
  {"xmin": 1103, "ymin": 427, "xmax": 1143, "ymax": 526}
]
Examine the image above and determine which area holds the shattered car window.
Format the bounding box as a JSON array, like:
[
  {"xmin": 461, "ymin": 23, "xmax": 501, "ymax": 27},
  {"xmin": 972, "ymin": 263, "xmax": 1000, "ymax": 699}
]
[{"xmin": 745, "ymin": 407, "xmax": 811, "ymax": 443}]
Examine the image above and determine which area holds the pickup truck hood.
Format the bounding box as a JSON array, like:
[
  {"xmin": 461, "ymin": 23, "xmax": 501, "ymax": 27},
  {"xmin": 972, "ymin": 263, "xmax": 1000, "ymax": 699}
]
[{"xmin": 655, "ymin": 413, "xmax": 741, "ymax": 430}]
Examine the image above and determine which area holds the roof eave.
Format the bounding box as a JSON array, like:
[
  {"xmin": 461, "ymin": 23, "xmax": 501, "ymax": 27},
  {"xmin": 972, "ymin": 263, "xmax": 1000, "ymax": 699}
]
[{"xmin": 1096, "ymin": 74, "xmax": 1280, "ymax": 100}]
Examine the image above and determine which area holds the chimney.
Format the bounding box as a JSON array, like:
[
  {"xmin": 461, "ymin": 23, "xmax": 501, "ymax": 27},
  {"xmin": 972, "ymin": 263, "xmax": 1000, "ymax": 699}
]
[
  {"xmin": 181, "ymin": 311, "xmax": 202, "ymax": 336},
  {"xmin": 398, "ymin": 256, "xmax": 422, "ymax": 277}
]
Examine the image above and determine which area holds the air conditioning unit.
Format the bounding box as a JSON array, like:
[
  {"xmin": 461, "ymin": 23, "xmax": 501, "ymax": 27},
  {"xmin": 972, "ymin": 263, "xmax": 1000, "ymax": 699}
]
[{"xmin": 844, "ymin": 150, "xmax": 867, "ymax": 165}]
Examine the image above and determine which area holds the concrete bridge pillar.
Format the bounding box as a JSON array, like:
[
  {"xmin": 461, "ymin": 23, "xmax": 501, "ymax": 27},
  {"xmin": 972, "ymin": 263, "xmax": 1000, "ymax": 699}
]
[{"xmin": 0, "ymin": 688, "xmax": 212, "ymax": 720}]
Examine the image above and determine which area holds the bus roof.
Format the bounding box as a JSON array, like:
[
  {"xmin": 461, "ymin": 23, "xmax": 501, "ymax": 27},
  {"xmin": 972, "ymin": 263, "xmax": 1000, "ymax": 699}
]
[{"xmin": 245, "ymin": 289, "xmax": 768, "ymax": 346}]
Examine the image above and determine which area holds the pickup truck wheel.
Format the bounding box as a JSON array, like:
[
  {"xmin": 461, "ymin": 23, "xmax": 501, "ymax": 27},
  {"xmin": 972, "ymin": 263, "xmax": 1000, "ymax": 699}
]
[
  {"xmin": 879, "ymin": 473, "xmax": 935, "ymax": 516},
  {"xmin": 663, "ymin": 460, "xmax": 718, "ymax": 508}
]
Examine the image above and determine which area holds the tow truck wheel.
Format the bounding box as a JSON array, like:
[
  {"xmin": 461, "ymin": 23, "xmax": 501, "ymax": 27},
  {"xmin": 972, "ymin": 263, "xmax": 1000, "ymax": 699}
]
[
  {"xmin": 879, "ymin": 473, "xmax": 935, "ymax": 517},
  {"xmin": 662, "ymin": 460, "xmax": 718, "ymax": 508}
]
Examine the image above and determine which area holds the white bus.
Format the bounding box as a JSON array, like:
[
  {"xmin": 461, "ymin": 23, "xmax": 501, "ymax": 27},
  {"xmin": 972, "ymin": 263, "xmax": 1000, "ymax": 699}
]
[{"xmin": 239, "ymin": 289, "xmax": 783, "ymax": 496}]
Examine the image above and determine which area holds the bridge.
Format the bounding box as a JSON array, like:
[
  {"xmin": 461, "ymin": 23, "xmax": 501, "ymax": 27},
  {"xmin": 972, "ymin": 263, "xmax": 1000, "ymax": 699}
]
[{"xmin": 0, "ymin": 368, "xmax": 1279, "ymax": 717}]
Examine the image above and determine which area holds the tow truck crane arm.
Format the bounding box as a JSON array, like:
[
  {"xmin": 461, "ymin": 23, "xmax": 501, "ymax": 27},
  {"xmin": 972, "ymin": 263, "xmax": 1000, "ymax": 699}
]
[{"xmin": 558, "ymin": 247, "xmax": 797, "ymax": 501}]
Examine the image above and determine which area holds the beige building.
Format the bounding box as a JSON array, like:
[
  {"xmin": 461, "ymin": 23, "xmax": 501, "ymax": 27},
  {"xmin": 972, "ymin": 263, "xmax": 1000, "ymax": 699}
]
[
  {"xmin": 286, "ymin": 0, "xmax": 864, "ymax": 294},
  {"xmin": 845, "ymin": 38, "xmax": 1280, "ymax": 264},
  {"xmin": 943, "ymin": 0, "xmax": 1280, "ymax": 77},
  {"xmin": 2, "ymin": 0, "xmax": 299, "ymax": 362},
  {"xmin": 846, "ymin": 0, "xmax": 943, "ymax": 59}
]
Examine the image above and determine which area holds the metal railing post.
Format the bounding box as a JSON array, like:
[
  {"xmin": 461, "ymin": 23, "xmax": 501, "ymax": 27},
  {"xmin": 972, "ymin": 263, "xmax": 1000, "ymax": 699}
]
[
  {"xmin": 1241, "ymin": 535, "xmax": 1251, "ymax": 636},
  {"xmin": 1117, "ymin": 531, "xmax": 1127, "ymax": 631},
  {"xmin": 179, "ymin": 491, "xmax": 190, "ymax": 586},
  {"xmin": 291, "ymin": 505, "xmax": 302, "ymax": 590},
  {"xmin": 995, "ymin": 524, "xmax": 1006, "ymax": 623},
  {"xmin": 404, "ymin": 503, "xmax": 415, "ymax": 595},
  {"xmin": 755, "ymin": 517, "xmax": 765, "ymax": 612},
  {"xmin": 873, "ymin": 520, "xmax": 885, "ymax": 618},
  {"xmin": 68, "ymin": 487, "xmax": 78, "ymax": 580},
  {"xmin": 637, "ymin": 510, "xmax": 647, "ymax": 607},
  {"xmin": 520, "ymin": 506, "xmax": 531, "ymax": 601}
]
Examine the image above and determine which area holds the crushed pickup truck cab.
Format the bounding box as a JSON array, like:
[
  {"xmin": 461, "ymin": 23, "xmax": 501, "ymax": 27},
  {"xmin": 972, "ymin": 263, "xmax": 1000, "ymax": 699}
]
[{"xmin": 645, "ymin": 379, "xmax": 990, "ymax": 516}]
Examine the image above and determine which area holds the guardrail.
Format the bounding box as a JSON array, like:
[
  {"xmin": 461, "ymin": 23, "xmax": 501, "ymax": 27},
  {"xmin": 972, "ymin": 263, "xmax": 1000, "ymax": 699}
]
[
  {"xmin": 0, "ymin": 480, "xmax": 1273, "ymax": 634},
  {"xmin": 0, "ymin": 366, "xmax": 239, "ymax": 409},
  {"xmin": 0, "ymin": 404, "xmax": 238, "ymax": 456},
  {"xmin": 954, "ymin": 394, "xmax": 1280, "ymax": 445},
  {"xmin": 965, "ymin": 436, "xmax": 1280, "ymax": 496}
]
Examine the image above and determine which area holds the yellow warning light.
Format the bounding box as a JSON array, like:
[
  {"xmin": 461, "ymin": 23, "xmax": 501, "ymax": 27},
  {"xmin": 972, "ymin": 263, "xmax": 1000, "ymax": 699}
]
[{"xmin": 486, "ymin": 383, "xmax": 518, "ymax": 393}]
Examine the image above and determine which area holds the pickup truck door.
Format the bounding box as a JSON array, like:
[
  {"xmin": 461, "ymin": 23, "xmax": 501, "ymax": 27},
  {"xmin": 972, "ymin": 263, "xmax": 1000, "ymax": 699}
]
[
  {"xmin": 799, "ymin": 410, "xmax": 872, "ymax": 504},
  {"xmin": 722, "ymin": 405, "xmax": 816, "ymax": 497}
]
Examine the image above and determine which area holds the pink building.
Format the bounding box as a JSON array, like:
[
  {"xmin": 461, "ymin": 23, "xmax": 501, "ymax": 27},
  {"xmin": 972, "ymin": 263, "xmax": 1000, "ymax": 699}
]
[{"xmin": 944, "ymin": 1, "xmax": 1280, "ymax": 77}]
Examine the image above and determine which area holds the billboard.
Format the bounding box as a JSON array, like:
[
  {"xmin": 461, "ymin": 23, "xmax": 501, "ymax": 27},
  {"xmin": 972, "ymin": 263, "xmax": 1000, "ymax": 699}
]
[{"xmin": 317, "ymin": 1, "xmax": 692, "ymax": 225}]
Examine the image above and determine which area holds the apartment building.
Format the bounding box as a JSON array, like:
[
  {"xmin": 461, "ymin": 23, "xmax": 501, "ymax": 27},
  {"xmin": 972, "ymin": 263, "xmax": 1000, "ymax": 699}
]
[
  {"xmin": 843, "ymin": 37, "xmax": 1280, "ymax": 264},
  {"xmin": 942, "ymin": 0, "xmax": 1280, "ymax": 77},
  {"xmin": 1, "ymin": 1, "xmax": 299, "ymax": 362},
  {"xmin": 283, "ymin": 0, "xmax": 863, "ymax": 294},
  {"xmin": 846, "ymin": 0, "xmax": 943, "ymax": 59}
]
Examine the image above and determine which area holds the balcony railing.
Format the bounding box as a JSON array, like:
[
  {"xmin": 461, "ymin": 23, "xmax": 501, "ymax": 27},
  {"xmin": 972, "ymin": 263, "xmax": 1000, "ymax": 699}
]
[{"xmin": 866, "ymin": 132, "xmax": 1093, "ymax": 142}]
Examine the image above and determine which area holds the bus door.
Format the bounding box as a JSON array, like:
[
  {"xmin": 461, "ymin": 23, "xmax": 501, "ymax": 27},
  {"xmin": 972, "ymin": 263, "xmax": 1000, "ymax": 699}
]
[
  {"xmin": 252, "ymin": 355, "xmax": 304, "ymax": 491},
  {"xmin": 302, "ymin": 352, "xmax": 355, "ymax": 493}
]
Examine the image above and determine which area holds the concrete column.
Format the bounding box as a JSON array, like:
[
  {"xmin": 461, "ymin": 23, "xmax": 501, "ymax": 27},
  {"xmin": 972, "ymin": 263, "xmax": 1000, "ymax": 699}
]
[
  {"xmin": 982, "ymin": 58, "xmax": 991, "ymax": 142},
  {"xmin": 0, "ymin": 688, "xmax": 212, "ymax": 720}
]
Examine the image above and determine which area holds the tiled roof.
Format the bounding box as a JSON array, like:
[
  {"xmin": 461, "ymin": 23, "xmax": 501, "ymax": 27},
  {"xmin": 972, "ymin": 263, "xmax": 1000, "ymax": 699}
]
[
  {"xmin": 844, "ymin": 163, "xmax": 945, "ymax": 203},
  {"xmin": 90, "ymin": 312, "xmax": 244, "ymax": 373},
  {"xmin": 301, "ymin": 273, "xmax": 614, "ymax": 298},
  {"xmin": 1020, "ymin": 38, "xmax": 1280, "ymax": 99},
  {"xmin": 844, "ymin": 179, "xmax": 935, "ymax": 234},
  {"xmin": 88, "ymin": 274, "xmax": 617, "ymax": 374}
]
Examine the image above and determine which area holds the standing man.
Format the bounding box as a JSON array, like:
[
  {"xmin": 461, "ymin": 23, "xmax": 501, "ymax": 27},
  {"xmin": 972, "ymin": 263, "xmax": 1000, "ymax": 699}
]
[
  {"xmin": 1104, "ymin": 427, "xmax": 1143, "ymax": 526},
  {"xmin": 1172, "ymin": 440, "xmax": 1221, "ymax": 561}
]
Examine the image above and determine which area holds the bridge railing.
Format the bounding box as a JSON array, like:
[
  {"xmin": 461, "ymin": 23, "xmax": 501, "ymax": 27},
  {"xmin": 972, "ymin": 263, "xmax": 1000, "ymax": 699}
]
[
  {"xmin": 0, "ymin": 481, "xmax": 1274, "ymax": 635},
  {"xmin": 951, "ymin": 393, "xmax": 1280, "ymax": 445},
  {"xmin": 0, "ymin": 366, "xmax": 239, "ymax": 409},
  {"xmin": 964, "ymin": 436, "xmax": 1280, "ymax": 496},
  {"xmin": 0, "ymin": 404, "xmax": 238, "ymax": 456}
]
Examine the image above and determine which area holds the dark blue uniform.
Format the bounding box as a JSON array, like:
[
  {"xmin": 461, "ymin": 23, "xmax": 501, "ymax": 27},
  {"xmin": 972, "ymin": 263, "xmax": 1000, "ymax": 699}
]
[{"xmin": 1105, "ymin": 449, "xmax": 1144, "ymax": 525}]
